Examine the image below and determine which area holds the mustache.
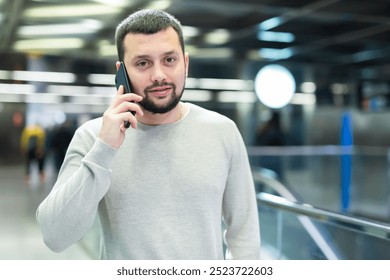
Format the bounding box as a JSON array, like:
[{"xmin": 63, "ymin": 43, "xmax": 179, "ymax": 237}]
[{"xmin": 144, "ymin": 82, "xmax": 175, "ymax": 92}]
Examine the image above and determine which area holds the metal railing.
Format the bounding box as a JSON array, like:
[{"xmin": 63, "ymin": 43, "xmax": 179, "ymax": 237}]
[
  {"xmin": 257, "ymin": 192, "xmax": 390, "ymax": 241},
  {"xmin": 253, "ymin": 167, "xmax": 390, "ymax": 259}
]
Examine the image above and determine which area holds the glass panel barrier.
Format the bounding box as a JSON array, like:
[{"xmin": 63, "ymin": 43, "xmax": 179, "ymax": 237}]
[
  {"xmin": 249, "ymin": 146, "xmax": 390, "ymax": 222},
  {"xmin": 258, "ymin": 192, "xmax": 390, "ymax": 260}
]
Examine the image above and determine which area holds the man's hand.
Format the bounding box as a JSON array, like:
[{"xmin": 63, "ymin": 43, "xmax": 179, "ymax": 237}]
[{"xmin": 98, "ymin": 85, "xmax": 143, "ymax": 149}]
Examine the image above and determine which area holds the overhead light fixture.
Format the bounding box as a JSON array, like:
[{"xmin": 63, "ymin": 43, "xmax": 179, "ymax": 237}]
[
  {"xmin": 18, "ymin": 20, "xmax": 103, "ymax": 37},
  {"xmin": 88, "ymin": 73, "xmax": 116, "ymax": 85},
  {"xmin": 99, "ymin": 44, "xmax": 117, "ymax": 57},
  {"xmin": 258, "ymin": 17, "xmax": 283, "ymax": 30},
  {"xmin": 187, "ymin": 47, "xmax": 233, "ymax": 59},
  {"xmin": 91, "ymin": 0, "xmax": 129, "ymax": 7},
  {"xmin": 23, "ymin": 4, "xmax": 120, "ymax": 18},
  {"xmin": 0, "ymin": 83, "xmax": 35, "ymax": 94},
  {"xmin": 300, "ymin": 82, "xmax": 317, "ymax": 93},
  {"xmin": 254, "ymin": 64, "xmax": 296, "ymax": 108},
  {"xmin": 198, "ymin": 78, "xmax": 253, "ymax": 91},
  {"xmin": 12, "ymin": 70, "xmax": 76, "ymax": 83},
  {"xmin": 0, "ymin": 70, "xmax": 11, "ymax": 80},
  {"xmin": 257, "ymin": 31, "xmax": 295, "ymax": 43},
  {"xmin": 145, "ymin": 0, "xmax": 172, "ymax": 10},
  {"xmin": 290, "ymin": 93, "xmax": 316, "ymax": 105},
  {"xmin": 14, "ymin": 38, "xmax": 84, "ymax": 51},
  {"xmin": 204, "ymin": 29, "xmax": 230, "ymax": 45},
  {"xmin": 217, "ymin": 91, "xmax": 256, "ymax": 103},
  {"xmin": 182, "ymin": 90, "xmax": 212, "ymax": 102},
  {"xmin": 182, "ymin": 26, "xmax": 200, "ymax": 39},
  {"xmin": 258, "ymin": 48, "xmax": 293, "ymax": 60}
]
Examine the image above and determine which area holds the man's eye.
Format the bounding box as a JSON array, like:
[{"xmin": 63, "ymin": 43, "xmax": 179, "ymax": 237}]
[
  {"xmin": 136, "ymin": 61, "xmax": 149, "ymax": 68},
  {"xmin": 165, "ymin": 57, "xmax": 176, "ymax": 64}
]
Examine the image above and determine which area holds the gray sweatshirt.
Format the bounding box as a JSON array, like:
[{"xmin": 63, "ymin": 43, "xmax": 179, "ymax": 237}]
[{"xmin": 36, "ymin": 103, "xmax": 260, "ymax": 259}]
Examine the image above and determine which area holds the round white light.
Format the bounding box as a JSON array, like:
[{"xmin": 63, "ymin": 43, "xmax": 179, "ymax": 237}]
[{"xmin": 254, "ymin": 64, "xmax": 296, "ymax": 108}]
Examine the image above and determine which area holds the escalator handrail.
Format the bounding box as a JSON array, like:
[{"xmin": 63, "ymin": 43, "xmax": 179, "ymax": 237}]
[
  {"xmin": 258, "ymin": 192, "xmax": 390, "ymax": 240},
  {"xmin": 253, "ymin": 167, "xmax": 341, "ymax": 259}
]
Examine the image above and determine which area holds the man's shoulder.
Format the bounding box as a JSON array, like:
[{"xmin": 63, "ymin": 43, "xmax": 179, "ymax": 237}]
[
  {"xmin": 75, "ymin": 117, "xmax": 103, "ymax": 136},
  {"xmin": 188, "ymin": 103, "xmax": 235, "ymax": 126},
  {"xmin": 186, "ymin": 103, "xmax": 241, "ymax": 141}
]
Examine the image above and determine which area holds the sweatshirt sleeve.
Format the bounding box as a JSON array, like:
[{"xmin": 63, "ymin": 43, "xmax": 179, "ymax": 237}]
[
  {"xmin": 222, "ymin": 122, "xmax": 261, "ymax": 259},
  {"xmin": 36, "ymin": 124, "xmax": 117, "ymax": 252}
]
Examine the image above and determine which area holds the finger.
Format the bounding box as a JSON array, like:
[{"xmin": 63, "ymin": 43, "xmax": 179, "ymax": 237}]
[
  {"xmin": 103, "ymin": 108, "xmax": 136, "ymax": 129},
  {"xmin": 115, "ymin": 83, "xmax": 142, "ymax": 102},
  {"xmin": 112, "ymin": 93, "xmax": 143, "ymax": 110},
  {"xmin": 116, "ymin": 85, "xmax": 125, "ymax": 96},
  {"xmin": 119, "ymin": 93, "xmax": 143, "ymax": 103},
  {"xmin": 106, "ymin": 86, "xmax": 124, "ymax": 112},
  {"xmin": 113, "ymin": 100, "xmax": 144, "ymax": 117},
  {"xmin": 120, "ymin": 122, "xmax": 127, "ymax": 132},
  {"xmin": 109, "ymin": 91, "xmax": 142, "ymax": 113},
  {"xmin": 119, "ymin": 111, "xmax": 138, "ymax": 129},
  {"xmin": 116, "ymin": 61, "xmax": 121, "ymax": 71},
  {"xmin": 120, "ymin": 119, "xmax": 137, "ymax": 130}
]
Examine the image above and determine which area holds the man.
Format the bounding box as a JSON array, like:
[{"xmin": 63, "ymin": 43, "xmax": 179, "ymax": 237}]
[
  {"xmin": 36, "ymin": 9, "xmax": 260, "ymax": 260},
  {"xmin": 20, "ymin": 123, "xmax": 46, "ymax": 183}
]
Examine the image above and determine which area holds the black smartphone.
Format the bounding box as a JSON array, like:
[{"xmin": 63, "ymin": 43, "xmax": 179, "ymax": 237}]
[{"xmin": 115, "ymin": 62, "xmax": 134, "ymax": 128}]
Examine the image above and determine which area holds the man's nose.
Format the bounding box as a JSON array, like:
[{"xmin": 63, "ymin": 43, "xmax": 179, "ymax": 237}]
[{"xmin": 150, "ymin": 64, "xmax": 166, "ymax": 83}]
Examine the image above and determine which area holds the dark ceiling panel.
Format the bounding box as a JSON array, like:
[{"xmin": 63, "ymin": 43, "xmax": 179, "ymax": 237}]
[{"xmin": 1, "ymin": 0, "xmax": 390, "ymax": 79}]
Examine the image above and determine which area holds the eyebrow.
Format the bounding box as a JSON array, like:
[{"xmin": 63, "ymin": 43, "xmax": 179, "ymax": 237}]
[{"xmin": 133, "ymin": 50, "xmax": 179, "ymax": 60}]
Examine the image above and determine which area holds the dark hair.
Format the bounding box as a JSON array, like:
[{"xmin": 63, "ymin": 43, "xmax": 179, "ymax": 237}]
[{"xmin": 115, "ymin": 10, "xmax": 185, "ymax": 61}]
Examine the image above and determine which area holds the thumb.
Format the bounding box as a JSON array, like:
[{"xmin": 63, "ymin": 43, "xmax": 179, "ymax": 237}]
[{"xmin": 115, "ymin": 61, "xmax": 121, "ymax": 71}]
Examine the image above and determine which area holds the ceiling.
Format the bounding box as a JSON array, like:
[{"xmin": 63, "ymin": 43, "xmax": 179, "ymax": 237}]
[{"xmin": 1, "ymin": 0, "xmax": 390, "ymax": 81}]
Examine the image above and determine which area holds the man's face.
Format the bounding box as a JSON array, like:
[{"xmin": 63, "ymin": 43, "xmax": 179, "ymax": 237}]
[{"xmin": 123, "ymin": 27, "xmax": 189, "ymax": 114}]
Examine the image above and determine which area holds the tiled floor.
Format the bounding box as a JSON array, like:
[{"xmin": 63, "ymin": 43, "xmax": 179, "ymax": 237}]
[{"xmin": 0, "ymin": 163, "xmax": 92, "ymax": 260}]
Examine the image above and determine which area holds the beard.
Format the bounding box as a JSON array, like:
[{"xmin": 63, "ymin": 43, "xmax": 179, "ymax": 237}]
[{"xmin": 140, "ymin": 81, "xmax": 184, "ymax": 114}]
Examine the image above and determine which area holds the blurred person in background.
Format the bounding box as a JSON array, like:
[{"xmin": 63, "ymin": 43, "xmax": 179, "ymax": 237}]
[
  {"xmin": 255, "ymin": 111, "xmax": 285, "ymax": 180},
  {"xmin": 256, "ymin": 111, "xmax": 284, "ymax": 147},
  {"xmin": 36, "ymin": 9, "xmax": 260, "ymax": 260},
  {"xmin": 20, "ymin": 123, "xmax": 46, "ymax": 183},
  {"xmin": 50, "ymin": 120, "xmax": 75, "ymax": 173}
]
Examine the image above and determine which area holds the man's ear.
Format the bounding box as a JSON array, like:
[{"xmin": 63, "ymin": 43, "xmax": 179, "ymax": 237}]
[{"xmin": 184, "ymin": 52, "xmax": 189, "ymax": 77}]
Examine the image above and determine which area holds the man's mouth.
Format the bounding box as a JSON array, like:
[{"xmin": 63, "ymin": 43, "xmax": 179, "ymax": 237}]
[{"xmin": 148, "ymin": 86, "xmax": 172, "ymax": 97}]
